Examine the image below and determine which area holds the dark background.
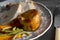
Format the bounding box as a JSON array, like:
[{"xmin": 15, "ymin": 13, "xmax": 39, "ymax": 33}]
[{"xmin": 33, "ymin": 0, "xmax": 60, "ymax": 40}]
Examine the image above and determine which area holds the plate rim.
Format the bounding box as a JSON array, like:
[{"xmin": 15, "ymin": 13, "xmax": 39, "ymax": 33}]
[{"xmin": 30, "ymin": 1, "xmax": 53, "ymax": 40}]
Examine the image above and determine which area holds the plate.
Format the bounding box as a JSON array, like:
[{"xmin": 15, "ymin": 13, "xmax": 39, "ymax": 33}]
[{"xmin": 17, "ymin": 1, "xmax": 53, "ymax": 40}]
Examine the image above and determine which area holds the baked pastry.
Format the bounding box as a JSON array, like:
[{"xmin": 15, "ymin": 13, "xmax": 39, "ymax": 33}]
[{"xmin": 18, "ymin": 9, "xmax": 41, "ymax": 31}]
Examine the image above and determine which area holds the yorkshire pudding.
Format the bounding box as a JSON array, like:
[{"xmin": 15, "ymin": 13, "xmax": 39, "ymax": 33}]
[{"xmin": 18, "ymin": 9, "xmax": 41, "ymax": 31}]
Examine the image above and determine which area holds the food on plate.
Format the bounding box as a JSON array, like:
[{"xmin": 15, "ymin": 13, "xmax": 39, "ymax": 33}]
[
  {"xmin": 0, "ymin": 1, "xmax": 41, "ymax": 40},
  {"xmin": 0, "ymin": 25, "xmax": 29, "ymax": 40},
  {"xmin": 0, "ymin": 9, "xmax": 41, "ymax": 40},
  {"xmin": 18, "ymin": 9, "xmax": 41, "ymax": 31}
]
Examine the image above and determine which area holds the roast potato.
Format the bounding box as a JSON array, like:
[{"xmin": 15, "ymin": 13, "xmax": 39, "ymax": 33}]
[{"xmin": 18, "ymin": 9, "xmax": 41, "ymax": 31}]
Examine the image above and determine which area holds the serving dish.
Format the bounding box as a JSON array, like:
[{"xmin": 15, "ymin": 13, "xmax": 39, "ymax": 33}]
[
  {"xmin": 0, "ymin": 1, "xmax": 53, "ymax": 40},
  {"xmin": 18, "ymin": 1, "xmax": 53, "ymax": 40}
]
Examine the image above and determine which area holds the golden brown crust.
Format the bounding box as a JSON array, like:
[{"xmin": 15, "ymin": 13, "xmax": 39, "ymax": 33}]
[{"xmin": 18, "ymin": 9, "xmax": 41, "ymax": 31}]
